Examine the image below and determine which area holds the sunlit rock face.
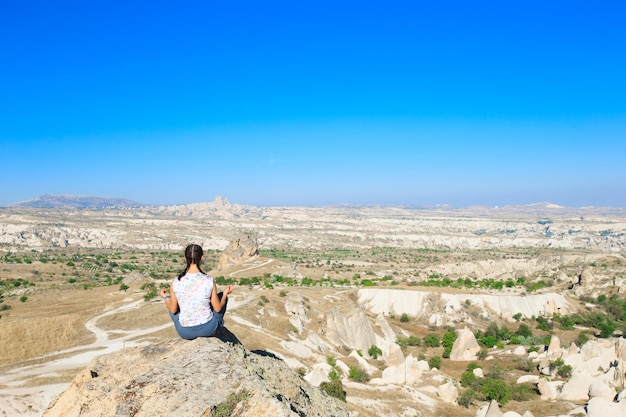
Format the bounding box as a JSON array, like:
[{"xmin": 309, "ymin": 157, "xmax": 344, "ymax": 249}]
[{"xmin": 43, "ymin": 337, "xmax": 349, "ymax": 417}]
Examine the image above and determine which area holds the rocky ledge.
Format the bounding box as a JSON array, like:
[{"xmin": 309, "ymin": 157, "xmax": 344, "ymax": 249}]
[{"xmin": 43, "ymin": 332, "xmax": 349, "ymax": 417}]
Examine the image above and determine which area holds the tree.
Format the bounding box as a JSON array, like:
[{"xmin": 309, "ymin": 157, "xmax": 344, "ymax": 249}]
[
  {"xmin": 428, "ymin": 356, "xmax": 442, "ymax": 369},
  {"xmin": 480, "ymin": 378, "xmax": 511, "ymax": 405},
  {"xmin": 442, "ymin": 330, "xmax": 457, "ymax": 358},
  {"xmin": 424, "ymin": 334, "xmax": 440, "ymax": 348},
  {"xmin": 368, "ymin": 345, "xmax": 382, "ymax": 359}
]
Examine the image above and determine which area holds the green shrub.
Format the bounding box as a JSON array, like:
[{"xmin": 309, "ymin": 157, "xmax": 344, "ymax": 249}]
[
  {"xmin": 214, "ymin": 390, "xmax": 251, "ymax": 417},
  {"xmin": 458, "ymin": 389, "xmax": 477, "ymax": 408},
  {"xmin": 400, "ymin": 313, "xmax": 410, "ymax": 323},
  {"xmin": 428, "ymin": 356, "xmax": 442, "ymax": 369},
  {"xmin": 480, "ymin": 378, "xmax": 511, "ymax": 405},
  {"xmin": 442, "ymin": 329, "xmax": 456, "ymax": 358},
  {"xmin": 19, "ymin": 295, "xmax": 28, "ymax": 303},
  {"xmin": 319, "ymin": 380, "xmax": 346, "ymax": 401},
  {"xmin": 488, "ymin": 364, "xmax": 505, "ymax": 380},
  {"xmin": 599, "ymin": 321, "xmax": 615, "ymax": 338},
  {"xmin": 460, "ymin": 371, "xmax": 477, "ymax": 388},
  {"xmin": 510, "ymin": 383, "xmax": 536, "ymax": 401},
  {"xmin": 368, "ymin": 345, "xmax": 382, "ymax": 359},
  {"xmin": 557, "ymin": 364, "xmax": 573, "ymax": 378},
  {"xmin": 328, "ymin": 368, "xmax": 340, "ymax": 381},
  {"xmin": 516, "ymin": 323, "xmax": 533, "ymax": 338},
  {"xmin": 477, "ymin": 347, "xmax": 488, "ymax": 360},
  {"xmin": 141, "ymin": 282, "xmax": 158, "ymax": 301},
  {"xmin": 326, "ymin": 355, "xmax": 336, "ymax": 367},
  {"xmin": 576, "ymin": 331, "xmax": 590, "ymax": 347},
  {"xmin": 424, "ymin": 334, "xmax": 440, "ymax": 348},
  {"xmin": 481, "ymin": 335, "xmax": 497, "ymax": 348},
  {"xmin": 348, "ymin": 366, "xmax": 369, "ymax": 383}
]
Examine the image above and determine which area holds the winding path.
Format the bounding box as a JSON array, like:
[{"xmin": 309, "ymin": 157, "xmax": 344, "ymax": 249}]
[{"xmin": 0, "ymin": 298, "xmax": 172, "ymax": 417}]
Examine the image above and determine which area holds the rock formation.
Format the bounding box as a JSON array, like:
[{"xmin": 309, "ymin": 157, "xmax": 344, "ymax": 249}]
[
  {"xmin": 217, "ymin": 234, "xmax": 259, "ymax": 270},
  {"xmin": 531, "ymin": 338, "xmax": 626, "ymax": 414},
  {"xmin": 325, "ymin": 306, "xmax": 377, "ymax": 353},
  {"xmin": 43, "ymin": 336, "xmax": 349, "ymax": 417},
  {"xmin": 450, "ymin": 327, "xmax": 481, "ymax": 361}
]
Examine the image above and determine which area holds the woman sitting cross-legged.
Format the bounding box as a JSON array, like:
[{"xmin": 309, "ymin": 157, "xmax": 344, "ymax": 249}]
[{"xmin": 161, "ymin": 243, "xmax": 233, "ymax": 340}]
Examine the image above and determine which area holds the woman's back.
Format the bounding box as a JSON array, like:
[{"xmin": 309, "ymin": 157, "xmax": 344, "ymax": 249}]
[{"xmin": 172, "ymin": 272, "xmax": 214, "ymax": 326}]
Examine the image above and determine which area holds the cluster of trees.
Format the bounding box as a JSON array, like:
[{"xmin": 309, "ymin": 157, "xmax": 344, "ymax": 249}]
[
  {"xmin": 416, "ymin": 275, "xmax": 552, "ymax": 292},
  {"xmin": 458, "ymin": 363, "xmax": 536, "ymax": 407}
]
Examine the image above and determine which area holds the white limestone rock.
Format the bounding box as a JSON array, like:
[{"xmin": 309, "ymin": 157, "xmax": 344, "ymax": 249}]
[
  {"xmin": 437, "ymin": 381, "xmax": 458, "ymax": 403},
  {"xmin": 557, "ymin": 370, "xmax": 592, "ymax": 401},
  {"xmin": 589, "ymin": 380, "xmax": 616, "ymax": 401},
  {"xmin": 586, "ymin": 396, "xmax": 626, "ymax": 417},
  {"xmin": 450, "ymin": 327, "xmax": 481, "ymax": 361}
]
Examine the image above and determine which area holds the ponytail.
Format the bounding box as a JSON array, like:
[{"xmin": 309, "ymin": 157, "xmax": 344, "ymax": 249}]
[{"xmin": 177, "ymin": 244, "xmax": 206, "ymax": 279}]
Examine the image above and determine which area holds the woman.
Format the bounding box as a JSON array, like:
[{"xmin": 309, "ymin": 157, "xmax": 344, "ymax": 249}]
[{"xmin": 161, "ymin": 243, "xmax": 233, "ymax": 340}]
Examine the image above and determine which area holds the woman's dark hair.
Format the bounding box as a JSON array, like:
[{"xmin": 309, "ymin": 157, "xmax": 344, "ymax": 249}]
[{"xmin": 177, "ymin": 244, "xmax": 206, "ymax": 279}]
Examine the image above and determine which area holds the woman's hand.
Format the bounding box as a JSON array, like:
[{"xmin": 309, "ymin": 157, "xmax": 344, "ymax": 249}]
[
  {"xmin": 159, "ymin": 289, "xmax": 169, "ymax": 298},
  {"xmin": 224, "ymin": 285, "xmax": 233, "ymax": 296}
]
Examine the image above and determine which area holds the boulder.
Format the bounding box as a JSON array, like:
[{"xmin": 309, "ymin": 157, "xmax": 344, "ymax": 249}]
[
  {"xmin": 558, "ymin": 370, "xmax": 592, "ymax": 401},
  {"xmin": 484, "ymin": 399, "xmax": 504, "ymax": 417},
  {"xmin": 513, "ymin": 346, "xmax": 527, "ymax": 355},
  {"xmin": 516, "ymin": 375, "xmax": 539, "ymax": 384},
  {"xmin": 589, "ymin": 380, "xmax": 616, "ymax": 401},
  {"xmin": 450, "ymin": 327, "xmax": 481, "ymax": 361},
  {"xmin": 304, "ymin": 367, "xmax": 329, "ymax": 387},
  {"xmin": 437, "ymin": 381, "xmax": 458, "ymax": 403},
  {"xmin": 537, "ymin": 378, "xmax": 559, "ymax": 400},
  {"xmin": 586, "ymin": 396, "xmax": 626, "ymax": 417},
  {"xmin": 547, "ymin": 334, "xmax": 562, "ymax": 355}
]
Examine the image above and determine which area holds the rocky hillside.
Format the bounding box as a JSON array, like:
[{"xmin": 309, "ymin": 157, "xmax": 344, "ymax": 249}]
[
  {"xmin": 1, "ymin": 198, "xmax": 625, "ymax": 251},
  {"xmin": 8, "ymin": 194, "xmax": 144, "ymax": 209},
  {"xmin": 43, "ymin": 336, "xmax": 349, "ymax": 417}
]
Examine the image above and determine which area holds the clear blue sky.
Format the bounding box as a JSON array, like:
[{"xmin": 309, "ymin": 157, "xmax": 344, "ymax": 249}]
[{"xmin": 1, "ymin": 1, "xmax": 625, "ymax": 207}]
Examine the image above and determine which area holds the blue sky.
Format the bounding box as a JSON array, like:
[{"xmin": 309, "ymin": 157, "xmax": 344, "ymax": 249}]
[{"xmin": 1, "ymin": 1, "xmax": 625, "ymax": 207}]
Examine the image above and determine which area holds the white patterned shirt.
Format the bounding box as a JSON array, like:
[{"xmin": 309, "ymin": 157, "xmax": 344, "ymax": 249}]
[{"xmin": 172, "ymin": 272, "xmax": 214, "ymax": 327}]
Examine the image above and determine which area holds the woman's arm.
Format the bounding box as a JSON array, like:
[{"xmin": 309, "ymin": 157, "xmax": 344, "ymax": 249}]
[
  {"xmin": 210, "ymin": 282, "xmax": 233, "ymax": 312},
  {"xmin": 160, "ymin": 283, "xmax": 179, "ymax": 314}
]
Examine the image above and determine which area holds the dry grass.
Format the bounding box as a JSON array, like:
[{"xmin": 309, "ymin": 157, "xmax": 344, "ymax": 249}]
[{"xmin": 0, "ymin": 285, "xmax": 145, "ymax": 367}]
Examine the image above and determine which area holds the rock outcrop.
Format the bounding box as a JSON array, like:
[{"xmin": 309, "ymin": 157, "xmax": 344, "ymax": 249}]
[
  {"xmin": 450, "ymin": 327, "xmax": 481, "ymax": 361},
  {"xmin": 217, "ymin": 234, "xmax": 259, "ymax": 270},
  {"xmin": 531, "ymin": 338, "xmax": 626, "ymax": 414},
  {"xmin": 43, "ymin": 337, "xmax": 349, "ymax": 417}
]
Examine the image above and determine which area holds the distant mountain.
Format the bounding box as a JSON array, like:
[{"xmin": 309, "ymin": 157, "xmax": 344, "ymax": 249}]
[{"xmin": 8, "ymin": 194, "xmax": 144, "ymax": 209}]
